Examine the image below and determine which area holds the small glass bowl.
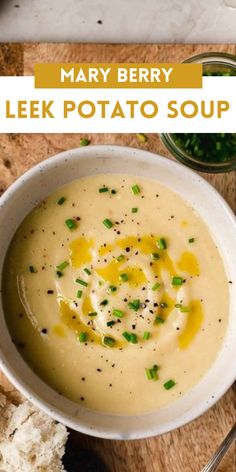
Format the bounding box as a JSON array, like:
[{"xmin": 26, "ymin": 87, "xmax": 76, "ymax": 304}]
[{"xmin": 160, "ymin": 52, "xmax": 236, "ymax": 173}]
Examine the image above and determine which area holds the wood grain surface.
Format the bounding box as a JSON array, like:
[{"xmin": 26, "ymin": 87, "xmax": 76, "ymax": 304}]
[{"xmin": 0, "ymin": 43, "xmax": 235, "ymax": 472}]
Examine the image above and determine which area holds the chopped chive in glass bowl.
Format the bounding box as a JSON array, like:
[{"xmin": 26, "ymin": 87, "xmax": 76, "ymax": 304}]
[{"xmin": 160, "ymin": 52, "xmax": 236, "ymax": 173}]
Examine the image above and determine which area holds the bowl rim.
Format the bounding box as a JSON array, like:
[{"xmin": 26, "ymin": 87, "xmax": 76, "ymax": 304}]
[
  {"xmin": 0, "ymin": 144, "xmax": 236, "ymax": 440},
  {"xmin": 183, "ymin": 51, "xmax": 236, "ymax": 66}
]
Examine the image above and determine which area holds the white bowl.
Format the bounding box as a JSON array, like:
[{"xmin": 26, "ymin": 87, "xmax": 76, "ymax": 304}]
[{"xmin": 0, "ymin": 145, "xmax": 236, "ymax": 440}]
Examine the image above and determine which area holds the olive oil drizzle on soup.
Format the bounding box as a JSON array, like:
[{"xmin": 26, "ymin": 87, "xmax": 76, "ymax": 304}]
[{"xmin": 3, "ymin": 175, "xmax": 228, "ymax": 414}]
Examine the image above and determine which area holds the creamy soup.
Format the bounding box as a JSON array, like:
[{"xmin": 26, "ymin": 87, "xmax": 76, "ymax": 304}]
[{"xmin": 3, "ymin": 174, "xmax": 229, "ymax": 415}]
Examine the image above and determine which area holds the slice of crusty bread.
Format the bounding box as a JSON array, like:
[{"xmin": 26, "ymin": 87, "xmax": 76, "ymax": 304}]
[{"xmin": 0, "ymin": 390, "xmax": 68, "ymax": 472}]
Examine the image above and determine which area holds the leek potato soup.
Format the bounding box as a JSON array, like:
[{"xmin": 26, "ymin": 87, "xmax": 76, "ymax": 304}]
[{"xmin": 3, "ymin": 174, "xmax": 229, "ymax": 414}]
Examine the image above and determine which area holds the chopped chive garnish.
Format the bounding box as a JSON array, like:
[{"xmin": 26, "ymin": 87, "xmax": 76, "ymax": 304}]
[
  {"xmin": 107, "ymin": 320, "xmax": 115, "ymax": 327},
  {"xmin": 78, "ymin": 332, "xmax": 87, "ymax": 343},
  {"xmin": 88, "ymin": 312, "xmax": 97, "ymax": 317},
  {"xmin": 56, "ymin": 270, "xmax": 63, "ymax": 278},
  {"xmin": 175, "ymin": 303, "xmax": 190, "ymax": 312},
  {"xmin": 65, "ymin": 219, "xmax": 77, "ymax": 231},
  {"xmin": 113, "ymin": 308, "xmax": 124, "ymax": 318},
  {"xmin": 157, "ymin": 238, "xmax": 167, "ymax": 250},
  {"xmin": 99, "ymin": 187, "xmax": 109, "ymax": 193},
  {"xmin": 117, "ymin": 254, "xmax": 125, "ymax": 262},
  {"xmin": 132, "ymin": 207, "xmax": 138, "ymax": 213},
  {"xmin": 122, "ymin": 331, "xmax": 131, "ymax": 342},
  {"xmin": 80, "ymin": 138, "xmax": 90, "ymax": 147},
  {"xmin": 152, "ymin": 282, "xmax": 161, "ymax": 291},
  {"xmin": 160, "ymin": 302, "xmax": 168, "ymax": 308},
  {"xmin": 128, "ymin": 299, "xmax": 140, "ymax": 311},
  {"xmin": 103, "ymin": 336, "xmax": 116, "ymax": 347},
  {"xmin": 145, "ymin": 368, "xmax": 153, "ymax": 380},
  {"xmin": 29, "ymin": 265, "xmax": 37, "ymax": 273},
  {"xmin": 172, "ymin": 276, "xmax": 184, "ymax": 286},
  {"xmin": 122, "ymin": 331, "xmax": 138, "ymax": 343},
  {"xmin": 175, "ymin": 303, "xmax": 182, "ymax": 308},
  {"xmin": 77, "ymin": 290, "xmax": 83, "ymax": 299},
  {"xmin": 171, "ymin": 127, "xmax": 236, "ymax": 163},
  {"xmin": 76, "ymin": 278, "xmax": 88, "ymax": 287},
  {"xmin": 137, "ymin": 133, "xmax": 148, "ymax": 143},
  {"xmin": 151, "ymin": 252, "xmax": 160, "ymax": 260},
  {"xmin": 57, "ymin": 196, "xmax": 66, "ymax": 206},
  {"xmin": 84, "ymin": 268, "xmax": 91, "ymax": 276},
  {"xmin": 146, "ymin": 365, "xmax": 159, "ymax": 380},
  {"xmin": 100, "ymin": 299, "xmax": 109, "ymax": 306},
  {"xmin": 188, "ymin": 237, "xmax": 195, "ymax": 243},
  {"xmin": 119, "ymin": 273, "xmax": 128, "ymax": 282},
  {"xmin": 163, "ymin": 379, "xmax": 176, "ymax": 390},
  {"xmin": 180, "ymin": 306, "xmax": 190, "ymax": 313},
  {"xmin": 108, "ymin": 285, "xmax": 117, "ymax": 294},
  {"xmin": 150, "ymin": 367, "xmax": 158, "ymax": 381},
  {"xmin": 131, "ymin": 184, "xmax": 141, "ymax": 195},
  {"xmin": 130, "ymin": 333, "xmax": 138, "ymax": 344},
  {"xmin": 103, "ymin": 218, "xmax": 113, "ymax": 229},
  {"xmin": 56, "ymin": 260, "xmax": 69, "ymax": 271},
  {"xmin": 155, "ymin": 316, "xmax": 165, "ymax": 324},
  {"xmin": 143, "ymin": 331, "xmax": 150, "ymax": 340}
]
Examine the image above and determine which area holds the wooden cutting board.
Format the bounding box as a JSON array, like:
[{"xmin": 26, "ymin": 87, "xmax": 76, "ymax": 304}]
[{"xmin": 0, "ymin": 43, "xmax": 235, "ymax": 472}]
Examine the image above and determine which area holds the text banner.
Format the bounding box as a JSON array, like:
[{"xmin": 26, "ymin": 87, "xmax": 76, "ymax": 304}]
[{"xmin": 34, "ymin": 63, "xmax": 203, "ymax": 89}]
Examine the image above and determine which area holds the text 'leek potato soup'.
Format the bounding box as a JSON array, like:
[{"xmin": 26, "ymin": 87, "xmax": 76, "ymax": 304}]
[{"xmin": 3, "ymin": 175, "xmax": 229, "ymax": 414}]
